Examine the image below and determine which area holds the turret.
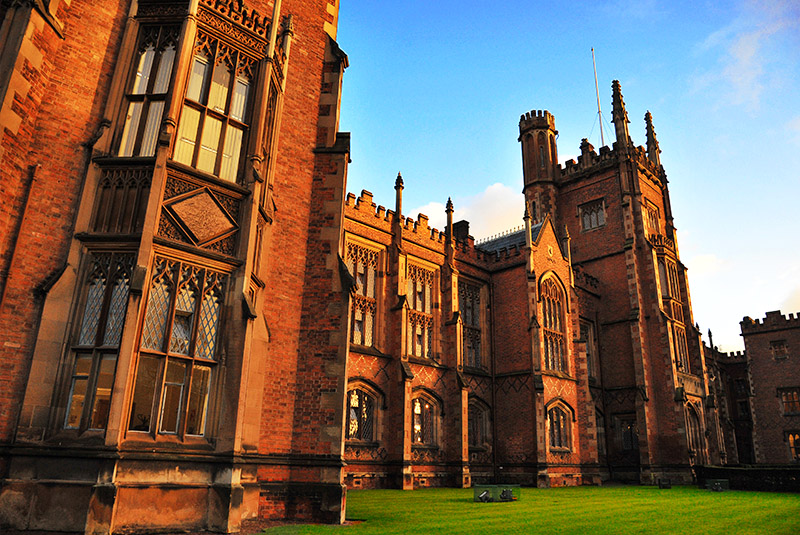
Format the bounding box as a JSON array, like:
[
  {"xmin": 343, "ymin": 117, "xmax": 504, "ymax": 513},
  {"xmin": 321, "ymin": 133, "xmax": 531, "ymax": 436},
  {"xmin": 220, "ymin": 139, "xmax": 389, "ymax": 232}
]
[
  {"xmin": 645, "ymin": 111, "xmax": 661, "ymax": 167},
  {"xmin": 611, "ymin": 80, "xmax": 631, "ymax": 147},
  {"xmin": 519, "ymin": 110, "xmax": 559, "ymax": 219}
]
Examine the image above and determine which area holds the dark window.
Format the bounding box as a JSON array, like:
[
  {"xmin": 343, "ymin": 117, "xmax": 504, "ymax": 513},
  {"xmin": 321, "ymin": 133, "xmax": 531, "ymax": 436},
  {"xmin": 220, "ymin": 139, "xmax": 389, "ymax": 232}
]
[
  {"xmin": 65, "ymin": 252, "xmax": 135, "ymax": 431},
  {"xmin": 346, "ymin": 243, "xmax": 378, "ymax": 347},
  {"xmin": 407, "ymin": 265, "xmax": 434, "ymax": 359},
  {"xmin": 737, "ymin": 399, "xmax": 750, "ymax": 419},
  {"xmin": 580, "ymin": 199, "xmax": 605, "ymax": 231},
  {"xmin": 346, "ymin": 388, "xmax": 375, "ymax": 441},
  {"xmin": 780, "ymin": 388, "xmax": 800, "ymax": 415},
  {"xmin": 548, "ymin": 405, "xmax": 571, "ymax": 451},
  {"xmin": 674, "ymin": 325, "xmax": 689, "ymax": 372},
  {"xmin": 118, "ymin": 26, "xmax": 179, "ymax": 157},
  {"xmin": 412, "ymin": 397, "xmax": 436, "ymax": 445},
  {"xmin": 580, "ymin": 320, "xmax": 598, "ymax": 378},
  {"xmin": 619, "ymin": 416, "xmax": 638, "ymax": 452},
  {"xmin": 174, "ymin": 30, "xmax": 255, "ymax": 182},
  {"xmin": 596, "ymin": 411, "xmax": 606, "ymax": 457},
  {"xmin": 468, "ymin": 401, "xmax": 489, "ymax": 449},
  {"xmin": 771, "ymin": 340, "xmax": 789, "ymax": 360},
  {"xmin": 542, "ymin": 278, "xmax": 566, "ymax": 372},
  {"xmin": 734, "ymin": 378, "xmax": 748, "ymax": 395},
  {"xmin": 459, "ymin": 281, "xmax": 482, "ymax": 368},
  {"xmin": 128, "ymin": 257, "xmax": 226, "ymax": 437}
]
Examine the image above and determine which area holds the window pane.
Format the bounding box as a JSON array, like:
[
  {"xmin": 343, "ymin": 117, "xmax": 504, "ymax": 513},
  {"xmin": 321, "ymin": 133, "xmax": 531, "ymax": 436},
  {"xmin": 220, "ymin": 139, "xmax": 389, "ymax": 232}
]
[
  {"xmin": 142, "ymin": 278, "xmax": 171, "ymax": 351},
  {"xmin": 219, "ymin": 125, "xmax": 243, "ymax": 182},
  {"xmin": 128, "ymin": 355, "xmax": 160, "ymax": 432},
  {"xmin": 208, "ymin": 64, "xmax": 231, "ymax": 113},
  {"xmin": 78, "ymin": 272, "xmax": 107, "ymax": 346},
  {"xmin": 152, "ymin": 45, "xmax": 175, "ymax": 94},
  {"xmin": 185, "ymin": 365, "xmax": 211, "ymax": 436},
  {"xmin": 195, "ymin": 290, "xmax": 221, "ymax": 360},
  {"xmin": 89, "ymin": 354, "xmax": 117, "ymax": 429},
  {"xmin": 132, "ymin": 46, "xmax": 155, "ymax": 94},
  {"xmin": 197, "ymin": 116, "xmax": 222, "ymax": 174},
  {"xmin": 169, "ymin": 286, "xmax": 196, "ymax": 355},
  {"xmin": 186, "ymin": 55, "xmax": 208, "ymax": 102},
  {"xmin": 103, "ymin": 271, "xmax": 131, "ymax": 347},
  {"xmin": 230, "ymin": 77, "xmax": 249, "ymax": 122},
  {"xmin": 159, "ymin": 359, "xmax": 187, "ymax": 434},
  {"xmin": 174, "ymin": 105, "xmax": 200, "ymax": 166},
  {"xmin": 65, "ymin": 355, "xmax": 92, "ymax": 429},
  {"xmin": 138, "ymin": 101, "xmax": 164, "ymax": 157},
  {"xmin": 118, "ymin": 101, "xmax": 143, "ymax": 157}
]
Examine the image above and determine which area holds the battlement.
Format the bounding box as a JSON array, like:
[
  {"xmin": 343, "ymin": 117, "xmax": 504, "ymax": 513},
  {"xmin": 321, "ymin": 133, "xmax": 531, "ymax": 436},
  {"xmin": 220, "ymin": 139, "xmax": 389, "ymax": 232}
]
[
  {"xmin": 519, "ymin": 109, "xmax": 555, "ymax": 133},
  {"xmin": 740, "ymin": 310, "xmax": 800, "ymax": 333}
]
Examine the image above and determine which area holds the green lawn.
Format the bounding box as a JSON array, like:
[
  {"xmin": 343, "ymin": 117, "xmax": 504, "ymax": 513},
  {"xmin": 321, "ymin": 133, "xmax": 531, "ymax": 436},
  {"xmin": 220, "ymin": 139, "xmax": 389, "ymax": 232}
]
[{"xmin": 263, "ymin": 486, "xmax": 800, "ymax": 534}]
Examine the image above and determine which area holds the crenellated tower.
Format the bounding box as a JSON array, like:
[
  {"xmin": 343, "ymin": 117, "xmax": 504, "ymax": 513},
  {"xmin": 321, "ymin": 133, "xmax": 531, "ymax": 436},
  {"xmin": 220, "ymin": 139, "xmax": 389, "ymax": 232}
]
[{"xmin": 519, "ymin": 110, "xmax": 559, "ymax": 220}]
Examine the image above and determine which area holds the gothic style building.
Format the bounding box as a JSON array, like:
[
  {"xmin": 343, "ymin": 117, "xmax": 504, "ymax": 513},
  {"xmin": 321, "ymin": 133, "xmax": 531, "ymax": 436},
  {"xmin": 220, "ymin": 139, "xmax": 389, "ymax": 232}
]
[
  {"xmin": 340, "ymin": 84, "xmax": 723, "ymax": 490},
  {"xmin": 1, "ymin": 0, "xmax": 350, "ymax": 532},
  {"xmin": 1, "ymin": 0, "xmax": 727, "ymax": 533}
]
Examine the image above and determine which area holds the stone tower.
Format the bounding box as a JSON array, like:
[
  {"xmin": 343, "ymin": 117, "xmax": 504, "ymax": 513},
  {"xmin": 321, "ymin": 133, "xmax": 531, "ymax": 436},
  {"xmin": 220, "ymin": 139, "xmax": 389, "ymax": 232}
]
[{"xmin": 519, "ymin": 110, "xmax": 559, "ymax": 221}]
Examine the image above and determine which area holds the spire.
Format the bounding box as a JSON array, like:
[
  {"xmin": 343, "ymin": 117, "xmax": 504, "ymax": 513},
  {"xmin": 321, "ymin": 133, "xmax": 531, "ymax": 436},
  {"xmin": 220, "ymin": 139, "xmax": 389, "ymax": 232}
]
[
  {"xmin": 394, "ymin": 172, "xmax": 404, "ymax": 217},
  {"xmin": 445, "ymin": 197, "xmax": 454, "ymax": 240},
  {"xmin": 645, "ymin": 111, "xmax": 661, "ymax": 167},
  {"xmin": 611, "ymin": 80, "xmax": 630, "ymax": 146}
]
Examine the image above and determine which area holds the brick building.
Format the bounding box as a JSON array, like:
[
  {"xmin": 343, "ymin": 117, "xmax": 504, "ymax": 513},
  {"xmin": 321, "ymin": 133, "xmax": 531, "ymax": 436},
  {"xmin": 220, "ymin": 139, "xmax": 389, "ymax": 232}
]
[
  {"xmin": 704, "ymin": 341, "xmax": 754, "ymax": 465},
  {"xmin": 340, "ymin": 82, "xmax": 723, "ymax": 489},
  {"xmin": 740, "ymin": 311, "xmax": 800, "ymax": 464},
  {"xmin": 1, "ymin": 0, "xmax": 350, "ymax": 532},
  {"xmin": 0, "ymin": 1, "xmax": 729, "ymax": 533}
]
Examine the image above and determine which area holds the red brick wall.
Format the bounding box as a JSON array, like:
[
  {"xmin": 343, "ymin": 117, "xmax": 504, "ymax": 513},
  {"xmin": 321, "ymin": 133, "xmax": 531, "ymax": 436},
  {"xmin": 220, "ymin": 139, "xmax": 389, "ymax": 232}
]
[{"xmin": 0, "ymin": 0, "xmax": 129, "ymax": 445}]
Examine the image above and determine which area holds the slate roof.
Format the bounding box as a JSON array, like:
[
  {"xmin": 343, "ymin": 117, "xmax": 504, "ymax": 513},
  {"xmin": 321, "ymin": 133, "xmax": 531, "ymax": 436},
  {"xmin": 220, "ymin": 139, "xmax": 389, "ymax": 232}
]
[{"xmin": 475, "ymin": 221, "xmax": 543, "ymax": 254}]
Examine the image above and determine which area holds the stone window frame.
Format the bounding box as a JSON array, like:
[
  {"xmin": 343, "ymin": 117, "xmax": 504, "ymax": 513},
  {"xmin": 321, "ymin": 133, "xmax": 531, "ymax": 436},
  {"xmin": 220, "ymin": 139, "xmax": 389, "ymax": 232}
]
[
  {"xmin": 786, "ymin": 431, "xmax": 800, "ymax": 462},
  {"xmin": 642, "ymin": 198, "xmax": 660, "ymax": 237},
  {"xmin": 345, "ymin": 239, "xmax": 382, "ymax": 349},
  {"xmin": 127, "ymin": 256, "xmax": 227, "ymax": 440},
  {"xmin": 411, "ymin": 390, "xmax": 441, "ymax": 447},
  {"xmin": 116, "ymin": 25, "xmax": 180, "ymax": 158},
  {"xmin": 546, "ymin": 399, "xmax": 574, "ymax": 453},
  {"xmin": 63, "ymin": 250, "xmax": 135, "ymax": 433},
  {"xmin": 685, "ymin": 403, "xmax": 705, "ymax": 461},
  {"xmin": 778, "ymin": 387, "xmax": 800, "ymax": 416},
  {"xmin": 579, "ymin": 198, "xmax": 606, "ymax": 232},
  {"xmin": 406, "ymin": 262, "xmax": 436, "ymax": 360},
  {"xmin": 615, "ymin": 413, "xmax": 639, "ymax": 452},
  {"xmin": 770, "ymin": 340, "xmax": 789, "ymax": 360},
  {"xmin": 467, "ymin": 396, "xmax": 491, "ymax": 451},
  {"xmin": 345, "ymin": 380, "xmax": 384, "ymax": 445},
  {"xmin": 541, "ymin": 275, "xmax": 567, "ymax": 373},
  {"xmin": 173, "ymin": 29, "xmax": 258, "ymax": 183},
  {"xmin": 579, "ymin": 318, "xmax": 599, "ymax": 380},
  {"xmin": 458, "ymin": 279, "xmax": 483, "ymax": 369}
]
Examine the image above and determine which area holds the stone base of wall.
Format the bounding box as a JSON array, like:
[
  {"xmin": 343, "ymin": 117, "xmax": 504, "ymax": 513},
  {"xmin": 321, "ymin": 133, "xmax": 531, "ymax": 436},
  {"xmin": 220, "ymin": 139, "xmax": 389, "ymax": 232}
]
[{"xmin": 695, "ymin": 465, "xmax": 800, "ymax": 493}]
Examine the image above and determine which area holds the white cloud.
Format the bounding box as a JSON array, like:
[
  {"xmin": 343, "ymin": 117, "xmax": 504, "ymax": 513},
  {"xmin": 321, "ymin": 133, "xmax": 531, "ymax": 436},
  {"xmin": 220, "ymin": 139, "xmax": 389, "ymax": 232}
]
[
  {"xmin": 690, "ymin": 0, "xmax": 800, "ymax": 110},
  {"xmin": 781, "ymin": 286, "xmax": 800, "ymax": 313},
  {"xmin": 685, "ymin": 253, "xmax": 727, "ymax": 278},
  {"xmin": 407, "ymin": 182, "xmax": 525, "ymax": 240}
]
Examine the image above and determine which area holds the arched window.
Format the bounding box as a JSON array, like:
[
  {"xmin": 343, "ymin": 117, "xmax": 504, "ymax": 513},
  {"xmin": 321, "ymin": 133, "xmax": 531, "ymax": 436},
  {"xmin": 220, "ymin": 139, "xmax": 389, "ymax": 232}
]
[
  {"xmin": 407, "ymin": 265, "xmax": 435, "ymax": 359},
  {"xmin": 541, "ymin": 277, "xmax": 567, "ymax": 372},
  {"xmin": 346, "ymin": 242, "xmax": 379, "ymax": 347},
  {"xmin": 346, "ymin": 388, "xmax": 375, "ymax": 441},
  {"xmin": 468, "ymin": 398, "xmax": 490, "ymax": 449},
  {"xmin": 547, "ymin": 404, "xmax": 572, "ymax": 451},
  {"xmin": 412, "ymin": 396, "xmax": 438, "ymax": 446},
  {"xmin": 686, "ymin": 405, "xmax": 704, "ymax": 462},
  {"xmin": 538, "ymin": 132, "xmax": 547, "ymax": 169}
]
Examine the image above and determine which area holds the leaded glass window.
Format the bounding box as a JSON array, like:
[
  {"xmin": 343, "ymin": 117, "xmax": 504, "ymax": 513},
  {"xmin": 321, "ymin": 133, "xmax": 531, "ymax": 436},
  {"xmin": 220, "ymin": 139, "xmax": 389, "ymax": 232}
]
[
  {"xmin": 780, "ymin": 388, "xmax": 800, "ymax": 415},
  {"xmin": 580, "ymin": 199, "xmax": 605, "ymax": 231},
  {"xmin": 346, "ymin": 243, "xmax": 378, "ymax": 347},
  {"xmin": 468, "ymin": 400, "xmax": 490, "ymax": 449},
  {"xmin": 788, "ymin": 432, "xmax": 800, "ymax": 461},
  {"xmin": 412, "ymin": 397, "xmax": 436, "ymax": 445},
  {"xmin": 118, "ymin": 26, "xmax": 179, "ymax": 157},
  {"xmin": 346, "ymin": 388, "xmax": 375, "ymax": 442},
  {"xmin": 548, "ymin": 405, "xmax": 571, "ymax": 451},
  {"xmin": 174, "ymin": 31, "xmax": 255, "ymax": 183},
  {"xmin": 407, "ymin": 265, "xmax": 434, "ymax": 359},
  {"xmin": 542, "ymin": 278, "xmax": 567, "ymax": 372},
  {"xmin": 459, "ymin": 281, "xmax": 482, "ymax": 368},
  {"xmin": 129, "ymin": 257, "xmax": 226, "ymax": 438},
  {"xmin": 65, "ymin": 252, "xmax": 134, "ymax": 431}
]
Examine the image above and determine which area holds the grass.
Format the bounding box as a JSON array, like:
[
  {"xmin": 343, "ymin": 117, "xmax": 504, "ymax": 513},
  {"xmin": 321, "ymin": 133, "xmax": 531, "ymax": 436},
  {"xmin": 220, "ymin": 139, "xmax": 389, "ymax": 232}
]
[{"xmin": 263, "ymin": 485, "xmax": 800, "ymax": 534}]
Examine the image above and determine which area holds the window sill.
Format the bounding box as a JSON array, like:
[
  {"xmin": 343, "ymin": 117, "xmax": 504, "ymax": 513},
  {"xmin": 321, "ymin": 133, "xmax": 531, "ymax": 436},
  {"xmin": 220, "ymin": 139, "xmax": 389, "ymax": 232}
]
[
  {"xmin": 549, "ymin": 447, "xmax": 572, "ymax": 454},
  {"xmin": 542, "ymin": 370, "xmax": 576, "ymax": 381},
  {"xmin": 345, "ymin": 440, "xmax": 379, "ymax": 448},
  {"xmin": 412, "ymin": 444, "xmax": 439, "ymax": 450},
  {"xmin": 408, "ymin": 356, "xmax": 445, "ymax": 368},
  {"xmin": 349, "ymin": 344, "xmax": 389, "ymax": 358},
  {"xmin": 166, "ymin": 159, "xmax": 251, "ymax": 196},
  {"xmin": 123, "ymin": 432, "xmax": 216, "ymax": 451},
  {"xmin": 463, "ymin": 365, "xmax": 490, "ymax": 376}
]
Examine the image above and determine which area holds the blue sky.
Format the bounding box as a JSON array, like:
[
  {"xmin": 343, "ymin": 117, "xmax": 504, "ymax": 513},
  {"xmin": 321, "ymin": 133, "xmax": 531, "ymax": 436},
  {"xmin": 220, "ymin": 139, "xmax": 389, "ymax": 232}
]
[{"xmin": 335, "ymin": 0, "xmax": 800, "ymax": 351}]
